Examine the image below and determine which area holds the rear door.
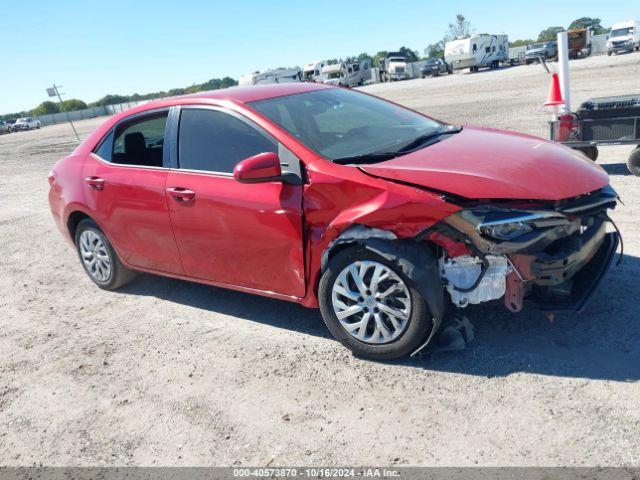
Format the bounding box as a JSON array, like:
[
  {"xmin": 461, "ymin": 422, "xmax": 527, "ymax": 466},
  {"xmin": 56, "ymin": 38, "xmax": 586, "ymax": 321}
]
[
  {"xmin": 83, "ymin": 109, "xmax": 183, "ymax": 274},
  {"xmin": 165, "ymin": 106, "xmax": 305, "ymax": 297}
]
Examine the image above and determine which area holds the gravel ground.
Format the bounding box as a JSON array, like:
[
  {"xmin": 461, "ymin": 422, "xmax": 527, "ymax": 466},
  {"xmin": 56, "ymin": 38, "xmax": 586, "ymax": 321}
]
[{"xmin": 1, "ymin": 52, "xmax": 639, "ymax": 467}]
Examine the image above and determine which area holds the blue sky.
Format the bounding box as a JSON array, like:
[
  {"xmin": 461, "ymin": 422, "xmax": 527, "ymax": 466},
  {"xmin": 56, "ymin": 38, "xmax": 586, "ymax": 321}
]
[{"xmin": 1, "ymin": 0, "xmax": 637, "ymax": 113}]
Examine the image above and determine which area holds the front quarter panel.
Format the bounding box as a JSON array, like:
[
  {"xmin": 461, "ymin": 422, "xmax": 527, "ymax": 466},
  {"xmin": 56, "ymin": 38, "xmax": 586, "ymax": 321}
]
[{"xmin": 301, "ymin": 160, "xmax": 461, "ymax": 307}]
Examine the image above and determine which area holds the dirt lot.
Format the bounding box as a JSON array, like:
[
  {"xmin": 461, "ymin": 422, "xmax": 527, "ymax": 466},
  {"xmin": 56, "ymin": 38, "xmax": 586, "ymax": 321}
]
[{"xmin": 1, "ymin": 53, "xmax": 639, "ymax": 467}]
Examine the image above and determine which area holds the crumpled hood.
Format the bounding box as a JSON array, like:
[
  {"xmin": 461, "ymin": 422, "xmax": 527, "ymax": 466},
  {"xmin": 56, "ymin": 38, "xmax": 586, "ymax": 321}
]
[{"xmin": 360, "ymin": 126, "xmax": 610, "ymax": 201}]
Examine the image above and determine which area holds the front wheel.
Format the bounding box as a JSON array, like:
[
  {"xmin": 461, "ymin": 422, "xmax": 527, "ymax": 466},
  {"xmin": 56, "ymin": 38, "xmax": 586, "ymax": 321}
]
[
  {"xmin": 318, "ymin": 247, "xmax": 433, "ymax": 360},
  {"xmin": 627, "ymin": 147, "xmax": 640, "ymax": 176},
  {"xmin": 75, "ymin": 219, "xmax": 136, "ymax": 290}
]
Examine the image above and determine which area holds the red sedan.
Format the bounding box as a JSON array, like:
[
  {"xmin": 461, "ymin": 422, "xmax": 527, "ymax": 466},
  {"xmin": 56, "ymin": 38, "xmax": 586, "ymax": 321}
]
[{"xmin": 49, "ymin": 83, "xmax": 619, "ymax": 359}]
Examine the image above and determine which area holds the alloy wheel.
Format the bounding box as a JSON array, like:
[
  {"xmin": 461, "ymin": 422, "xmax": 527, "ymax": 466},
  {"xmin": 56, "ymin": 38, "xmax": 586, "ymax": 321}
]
[
  {"xmin": 331, "ymin": 260, "xmax": 411, "ymax": 344},
  {"xmin": 79, "ymin": 230, "xmax": 111, "ymax": 282}
]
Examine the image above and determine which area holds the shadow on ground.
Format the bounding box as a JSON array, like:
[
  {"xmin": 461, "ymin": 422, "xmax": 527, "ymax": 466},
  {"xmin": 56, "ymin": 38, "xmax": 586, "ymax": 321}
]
[{"xmin": 121, "ymin": 253, "xmax": 640, "ymax": 382}]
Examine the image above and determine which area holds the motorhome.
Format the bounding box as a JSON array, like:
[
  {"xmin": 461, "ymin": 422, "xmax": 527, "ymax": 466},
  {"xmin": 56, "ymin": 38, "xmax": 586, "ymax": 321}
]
[
  {"xmin": 302, "ymin": 61, "xmax": 327, "ymax": 82},
  {"xmin": 607, "ymin": 20, "xmax": 640, "ymax": 55},
  {"xmin": 379, "ymin": 52, "xmax": 409, "ymax": 82},
  {"xmin": 445, "ymin": 34, "xmax": 508, "ymax": 72},
  {"xmin": 238, "ymin": 67, "xmax": 302, "ymax": 86},
  {"xmin": 321, "ymin": 61, "xmax": 370, "ymax": 87}
]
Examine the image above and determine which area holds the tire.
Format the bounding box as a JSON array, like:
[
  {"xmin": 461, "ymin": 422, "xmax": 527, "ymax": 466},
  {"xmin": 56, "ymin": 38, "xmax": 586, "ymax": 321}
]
[
  {"xmin": 627, "ymin": 147, "xmax": 640, "ymax": 176},
  {"xmin": 608, "ymin": 51, "xmax": 612, "ymax": 56},
  {"xmin": 318, "ymin": 247, "xmax": 433, "ymax": 360},
  {"xmin": 75, "ymin": 219, "xmax": 136, "ymax": 290},
  {"xmin": 574, "ymin": 146, "xmax": 598, "ymax": 161}
]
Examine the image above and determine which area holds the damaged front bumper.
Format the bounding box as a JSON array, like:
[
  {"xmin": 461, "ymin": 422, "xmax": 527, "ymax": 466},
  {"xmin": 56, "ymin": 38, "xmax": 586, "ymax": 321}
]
[
  {"xmin": 530, "ymin": 230, "xmax": 619, "ymax": 313},
  {"xmin": 426, "ymin": 186, "xmax": 620, "ymax": 314}
]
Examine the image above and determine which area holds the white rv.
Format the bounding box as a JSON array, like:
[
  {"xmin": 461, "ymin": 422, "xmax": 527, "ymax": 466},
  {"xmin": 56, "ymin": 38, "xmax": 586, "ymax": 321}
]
[
  {"xmin": 607, "ymin": 21, "xmax": 640, "ymax": 55},
  {"xmin": 302, "ymin": 60, "xmax": 327, "ymax": 82},
  {"xmin": 238, "ymin": 67, "xmax": 302, "ymax": 86},
  {"xmin": 321, "ymin": 61, "xmax": 370, "ymax": 87},
  {"xmin": 445, "ymin": 34, "xmax": 508, "ymax": 72}
]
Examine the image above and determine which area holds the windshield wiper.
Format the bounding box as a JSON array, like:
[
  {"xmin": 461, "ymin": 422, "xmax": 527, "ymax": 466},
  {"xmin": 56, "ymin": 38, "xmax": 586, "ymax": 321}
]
[
  {"xmin": 332, "ymin": 125, "xmax": 463, "ymax": 165},
  {"xmin": 396, "ymin": 125, "xmax": 463, "ymax": 153},
  {"xmin": 332, "ymin": 152, "xmax": 400, "ymax": 165}
]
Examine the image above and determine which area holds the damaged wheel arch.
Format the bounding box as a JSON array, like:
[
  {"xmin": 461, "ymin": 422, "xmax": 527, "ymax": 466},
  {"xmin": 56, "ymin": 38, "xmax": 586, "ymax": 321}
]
[{"xmin": 319, "ymin": 225, "xmax": 447, "ymax": 352}]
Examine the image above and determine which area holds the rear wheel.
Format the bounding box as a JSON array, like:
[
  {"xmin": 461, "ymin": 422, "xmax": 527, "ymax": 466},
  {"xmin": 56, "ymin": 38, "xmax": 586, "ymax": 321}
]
[
  {"xmin": 75, "ymin": 219, "xmax": 136, "ymax": 290},
  {"xmin": 319, "ymin": 247, "xmax": 433, "ymax": 360},
  {"xmin": 627, "ymin": 147, "xmax": 640, "ymax": 176}
]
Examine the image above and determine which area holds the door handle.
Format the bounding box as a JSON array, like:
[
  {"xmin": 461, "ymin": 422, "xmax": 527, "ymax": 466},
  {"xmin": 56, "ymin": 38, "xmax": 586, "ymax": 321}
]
[
  {"xmin": 84, "ymin": 176, "xmax": 104, "ymax": 191},
  {"xmin": 166, "ymin": 187, "xmax": 196, "ymax": 203}
]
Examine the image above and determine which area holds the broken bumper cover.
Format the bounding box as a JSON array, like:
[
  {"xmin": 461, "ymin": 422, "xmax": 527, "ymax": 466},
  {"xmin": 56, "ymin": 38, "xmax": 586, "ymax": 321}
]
[{"xmin": 530, "ymin": 231, "xmax": 619, "ymax": 313}]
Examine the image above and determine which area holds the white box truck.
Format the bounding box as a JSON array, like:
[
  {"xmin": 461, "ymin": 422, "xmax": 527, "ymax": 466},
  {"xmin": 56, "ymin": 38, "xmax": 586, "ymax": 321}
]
[
  {"xmin": 607, "ymin": 21, "xmax": 640, "ymax": 55},
  {"xmin": 445, "ymin": 34, "xmax": 508, "ymax": 72}
]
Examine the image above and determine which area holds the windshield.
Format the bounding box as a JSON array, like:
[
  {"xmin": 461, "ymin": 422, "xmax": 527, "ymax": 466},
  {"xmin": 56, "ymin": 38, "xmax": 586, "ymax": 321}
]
[
  {"xmin": 611, "ymin": 27, "xmax": 633, "ymax": 37},
  {"xmin": 528, "ymin": 43, "xmax": 544, "ymax": 50},
  {"xmin": 249, "ymin": 88, "xmax": 442, "ymax": 161},
  {"xmin": 388, "ymin": 57, "xmax": 405, "ymax": 63},
  {"xmin": 16, "ymin": 118, "xmax": 26, "ymax": 122}
]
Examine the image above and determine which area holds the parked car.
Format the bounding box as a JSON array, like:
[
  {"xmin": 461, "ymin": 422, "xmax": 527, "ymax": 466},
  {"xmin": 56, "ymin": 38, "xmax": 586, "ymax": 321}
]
[
  {"xmin": 48, "ymin": 83, "xmax": 619, "ymax": 360},
  {"xmin": 12, "ymin": 117, "xmax": 41, "ymax": 131},
  {"xmin": 0, "ymin": 120, "xmax": 12, "ymax": 134},
  {"xmin": 420, "ymin": 58, "xmax": 452, "ymax": 77},
  {"xmin": 525, "ymin": 41, "xmax": 558, "ymax": 64}
]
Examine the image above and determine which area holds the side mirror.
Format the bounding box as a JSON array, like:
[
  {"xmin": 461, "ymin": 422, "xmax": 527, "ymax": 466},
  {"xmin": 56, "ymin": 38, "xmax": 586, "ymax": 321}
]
[{"xmin": 233, "ymin": 152, "xmax": 282, "ymax": 183}]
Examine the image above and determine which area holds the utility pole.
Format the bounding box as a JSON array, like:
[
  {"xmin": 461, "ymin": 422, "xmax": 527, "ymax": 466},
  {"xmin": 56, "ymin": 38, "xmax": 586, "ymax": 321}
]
[{"xmin": 47, "ymin": 84, "xmax": 80, "ymax": 141}]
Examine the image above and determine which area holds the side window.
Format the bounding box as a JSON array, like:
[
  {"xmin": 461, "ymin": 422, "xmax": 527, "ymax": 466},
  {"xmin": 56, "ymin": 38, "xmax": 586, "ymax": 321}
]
[
  {"xmin": 486, "ymin": 46, "xmax": 491, "ymax": 53},
  {"xmin": 94, "ymin": 130, "xmax": 114, "ymax": 161},
  {"xmin": 178, "ymin": 109, "xmax": 276, "ymax": 173},
  {"xmin": 111, "ymin": 113, "xmax": 168, "ymax": 167}
]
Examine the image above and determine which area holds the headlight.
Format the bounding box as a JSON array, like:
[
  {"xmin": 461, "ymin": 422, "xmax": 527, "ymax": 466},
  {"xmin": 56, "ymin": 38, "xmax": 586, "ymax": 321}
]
[
  {"xmin": 478, "ymin": 220, "xmax": 534, "ymax": 241},
  {"xmin": 446, "ymin": 208, "xmax": 570, "ymax": 244}
]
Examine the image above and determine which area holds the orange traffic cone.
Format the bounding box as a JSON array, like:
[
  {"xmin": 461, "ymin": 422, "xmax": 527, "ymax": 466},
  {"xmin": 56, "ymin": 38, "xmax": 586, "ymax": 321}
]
[{"xmin": 544, "ymin": 73, "xmax": 564, "ymax": 106}]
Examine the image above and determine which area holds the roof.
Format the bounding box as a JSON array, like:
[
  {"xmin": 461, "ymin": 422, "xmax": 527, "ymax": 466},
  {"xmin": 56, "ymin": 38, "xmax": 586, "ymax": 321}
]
[{"xmin": 176, "ymin": 82, "xmax": 331, "ymax": 104}]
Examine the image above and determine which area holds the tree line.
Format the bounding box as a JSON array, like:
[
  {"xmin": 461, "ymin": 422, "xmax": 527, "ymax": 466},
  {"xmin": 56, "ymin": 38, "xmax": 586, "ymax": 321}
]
[{"xmin": 1, "ymin": 76, "xmax": 238, "ymax": 121}]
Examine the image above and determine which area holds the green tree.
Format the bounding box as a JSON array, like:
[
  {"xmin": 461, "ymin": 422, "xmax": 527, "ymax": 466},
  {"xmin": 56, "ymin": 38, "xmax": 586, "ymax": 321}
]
[
  {"xmin": 424, "ymin": 40, "xmax": 445, "ymax": 59},
  {"xmin": 373, "ymin": 51, "xmax": 388, "ymax": 67},
  {"xmin": 356, "ymin": 52, "xmax": 374, "ymax": 67},
  {"xmin": 398, "ymin": 46, "xmax": 419, "ymax": 62},
  {"xmin": 569, "ymin": 17, "xmax": 607, "ymax": 34},
  {"xmin": 509, "ymin": 38, "xmax": 535, "ymax": 48},
  {"xmin": 32, "ymin": 101, "xmax": 59, "ymax": 116},
  {"xmin": 220, "ymin": 77, "xmax": 237, "ymax": 89},
  {"xmin": 91, "ymin": 94, "xmax": 130, "ymax": 107},
  {"xmin": 61, "ymin": 99, "xmax": 87, "ymax": 111},
  {"xmin": 538, "ymin": 26, "xmax": 565, "ymax": 42}
]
